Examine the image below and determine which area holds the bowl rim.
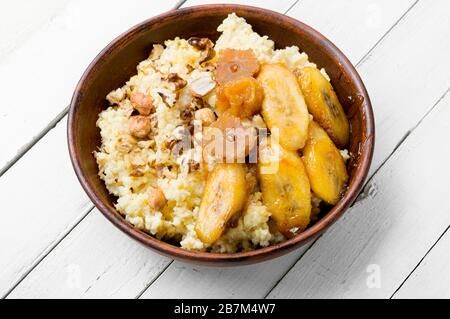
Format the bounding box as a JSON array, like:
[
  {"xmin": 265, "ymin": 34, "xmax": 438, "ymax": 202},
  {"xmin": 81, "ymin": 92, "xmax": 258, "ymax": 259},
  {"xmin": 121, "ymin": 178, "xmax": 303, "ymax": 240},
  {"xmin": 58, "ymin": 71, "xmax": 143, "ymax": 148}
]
[{"xmin": 68, "ymin": 4, "xmax": 374, "ymax": 265}]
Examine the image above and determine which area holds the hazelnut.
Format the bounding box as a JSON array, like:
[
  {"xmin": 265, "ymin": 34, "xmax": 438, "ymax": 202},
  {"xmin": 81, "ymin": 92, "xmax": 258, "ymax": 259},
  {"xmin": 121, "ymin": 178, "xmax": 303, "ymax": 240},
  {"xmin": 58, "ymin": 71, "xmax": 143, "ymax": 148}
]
[
  {"xmin": 148, "ymin": 188, "xmax": 167, "ymax": 211},
  {"xmin": 129, "ymin": 115, "xmax": 151, "ymax": 139},
  {"xmin": 130, "ymin": 92, "xmax": 154, "ymax": 115}
]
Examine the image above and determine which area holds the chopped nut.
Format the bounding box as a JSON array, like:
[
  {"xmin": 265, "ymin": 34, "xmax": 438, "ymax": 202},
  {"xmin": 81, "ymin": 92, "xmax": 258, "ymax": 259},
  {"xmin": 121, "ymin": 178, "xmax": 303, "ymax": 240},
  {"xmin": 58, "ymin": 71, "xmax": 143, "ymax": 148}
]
[
  {"xmin": 167, "ymin": 73, "xmax": 187, "ymax": 90},
  {"xmin": 191, "ymin": 96, "xmax": 205, "ymax": 110},
  {"xmin": 155, "ymin": 164, "xmax": 165, "ymax": 178},
  {"xmin": 130, "ymin": 165, "xmax": 145, "ymax": 177},
  {"xmin": 187, "ymin": 37, "xmax": 212, "ymax": 50},
  {"xmin": 199, "ymin": 47, "xmax": 215, "ymax": 64},
  {"xmin": 149, "ymin": 44, "xmax": 164, "ymax": 60},
  {"xmin": 194, "ymin": 108, "xmax": 216, "ymax": 126},
  {"xmin": 129, "ymin": 115, "xmax": 151, "ymax": 139},
  {"xmin": 188, "ymin": 160, "xmax": 200, "ymax": 173},
  {"xmin": 148, "ymin": 188, "xmax": 167, "ymax": 211},
  {"xmin": 189, "ymin": 72, "xmax": 216, "ymax": 97},
  {"xmin": 107, "ymin": 87, "xmax": 126, "ymax": 105},
  {"xmin": 180, "ymin": 109, "xmax": 193, "ymax": 121},
  {"xmin": 187, "ymin": 37, "xmax": 215, "ymax": 64},
  {"xmin": 130, "ymin": 92, "xmax": 154, "ymax": 115},
  {"xmin": 158, "ymin": 92, "xmax": 172, "ymax": 108},
  {"xmin": 186, "ymin": 64, "xmax": 195, "ymax": 73},
  {"xmin": 161, "ymin": 139, "xmax": 178, "ymax": 151}
]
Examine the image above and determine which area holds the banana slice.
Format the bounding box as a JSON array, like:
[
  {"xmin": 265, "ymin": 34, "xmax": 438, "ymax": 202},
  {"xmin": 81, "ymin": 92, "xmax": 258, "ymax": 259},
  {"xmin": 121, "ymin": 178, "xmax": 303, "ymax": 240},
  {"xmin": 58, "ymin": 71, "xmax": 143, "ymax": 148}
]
[
  {"xmin": 257, "ymin": 64, "xmax": 309, "ymax": 151},
  {"xmin": 302, "ymin": 121, "xmax": 349, "ymax": 205},
  {"xmin": 296, "ymin": 66, "xmax": 350, "ymax": 148},
  {"xmin": 195, "ymin": 163, "xmax": 247, "ymax": 244},
  {"xmin": 258, "ymin": 139, "xmax": 312, "ymax": 237}
]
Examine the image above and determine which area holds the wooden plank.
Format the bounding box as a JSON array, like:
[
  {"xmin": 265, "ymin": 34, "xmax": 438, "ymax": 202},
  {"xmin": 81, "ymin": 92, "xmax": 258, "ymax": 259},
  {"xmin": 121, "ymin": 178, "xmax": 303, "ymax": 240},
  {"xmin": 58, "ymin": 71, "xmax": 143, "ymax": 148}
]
[
  {"xmin": 265, "ymin": 0, "xmax": 450, "ymax": 298},
  {"xmin": 4, "ymin": 0, "xmax": 297, "ymax": 299},
  {"xmin": 0, "ymin": 0, "xmax": 179, "ymax": 298},
  {"xmin": 394, "ymin": 214, "xmax": 450, "ymax": 298},
  {"xmin": 0, "ymin": 0, "xmax": 177, "ymax": 172},
  {"xmin": 182, "ymin": 0, "xmax": 296, "ymax": 12},
  {"xmin": 288, "ymin": 0, "xmax": 417, "ymax": 64},
  {"xmin": 0, "ymin": 0, "xmax": 67, "ymax": 61},
  {"xmin": 267, "ymin": 90, "xmax": 450, "ymax": 299},
  {"xmin": 0, "ymin": 119, "xmax": 92, "ymax": 297},
  {"xmin": 140, "ymin": 0, "xmax": 424, "ymax": 299},
  {"xmin": 9, "ymin": 0, "xmax": 446, "ymax": 296},
  {"xmin": 7, "ymin": 209, "xmax": 171, "ymax": 299}
]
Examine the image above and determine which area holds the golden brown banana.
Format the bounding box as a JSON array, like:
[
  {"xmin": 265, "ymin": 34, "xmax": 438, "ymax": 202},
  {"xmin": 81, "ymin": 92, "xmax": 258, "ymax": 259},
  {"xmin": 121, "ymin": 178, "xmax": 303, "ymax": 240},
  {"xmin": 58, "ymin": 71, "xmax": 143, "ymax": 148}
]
[
  {"xmin": 257, "ymin": 139, "xmax": 312, "ymax": 237},
  {"xmin": 195, "ymin": 163, "xmax": 247, "ymax": 244},
  {"xmin": 302, "ymin": 121, "xmax": 349, "ymax": 205},
  {"xmin": 296, "ymin": 66, "xmax": 350, "ymax": 148},
  {"xmin": 257, "ymin": 64, "xmax": 310, "ymax": 151}
]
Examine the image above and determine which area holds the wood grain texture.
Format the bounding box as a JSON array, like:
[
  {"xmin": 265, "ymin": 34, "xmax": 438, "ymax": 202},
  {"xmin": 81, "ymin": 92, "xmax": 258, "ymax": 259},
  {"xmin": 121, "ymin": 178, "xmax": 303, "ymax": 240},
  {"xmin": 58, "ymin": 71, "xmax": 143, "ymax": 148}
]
[
  {"xmin": 0, "ymin": 0, "xmax": 67, "ymax": 61},
  {"xmin": 4, "ymin": 0, "xmax": 298, "ymax": 298},
  {"xmin": 0, "ymin": 0, "xmax": 177, "ymax": 173},
  {"xmin": 394, "ymin": 202, "xmax": 450, "ymax": 298},
  {"xmin": 267, "ymin": 89, "xmax": 450, "ymax": 299},
  {"xmin": 7, "ymin": 210, "xmax": 171, "ymax": 299},
  {"xmin": 288, "ymin": 0, "xmax": 415, "ymax": 64},
  {"xmin": 266, "ymin": 0, "xmax": 450, "ymax": 298},
  {"xmin": 140, "ymin": 0, "xmax": 421, "ymax": 299},
  {"xmin": 0, "ymin": 0, "xmax": 179, "ymax": 298},
  {"xmin": 0, "ymin": 120, "xmax": 91, "ymax": 297}
]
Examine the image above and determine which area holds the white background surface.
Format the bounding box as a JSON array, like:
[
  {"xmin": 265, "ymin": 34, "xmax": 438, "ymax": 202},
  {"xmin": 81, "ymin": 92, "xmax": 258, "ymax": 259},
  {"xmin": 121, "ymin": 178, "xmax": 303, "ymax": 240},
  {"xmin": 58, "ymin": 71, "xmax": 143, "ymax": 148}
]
[{"xmin": 1, "ymin": 0, "xmax": 449, "ymax": 298}]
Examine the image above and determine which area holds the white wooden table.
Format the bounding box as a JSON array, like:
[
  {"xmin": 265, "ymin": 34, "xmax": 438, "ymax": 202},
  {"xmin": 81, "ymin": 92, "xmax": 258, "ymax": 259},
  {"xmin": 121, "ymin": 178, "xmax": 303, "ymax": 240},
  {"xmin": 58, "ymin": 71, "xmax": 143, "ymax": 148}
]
[{"xmin": 1, "ymin": 0, "xmax": 449, "ymax": 299}]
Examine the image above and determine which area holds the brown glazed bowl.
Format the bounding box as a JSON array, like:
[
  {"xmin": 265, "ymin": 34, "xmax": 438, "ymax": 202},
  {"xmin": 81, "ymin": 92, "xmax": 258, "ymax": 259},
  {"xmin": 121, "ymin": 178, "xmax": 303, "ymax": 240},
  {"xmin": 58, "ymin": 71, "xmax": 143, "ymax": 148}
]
[{"xmin": 68, "ymin": 4, "xmax": 374, "ymax": 266}]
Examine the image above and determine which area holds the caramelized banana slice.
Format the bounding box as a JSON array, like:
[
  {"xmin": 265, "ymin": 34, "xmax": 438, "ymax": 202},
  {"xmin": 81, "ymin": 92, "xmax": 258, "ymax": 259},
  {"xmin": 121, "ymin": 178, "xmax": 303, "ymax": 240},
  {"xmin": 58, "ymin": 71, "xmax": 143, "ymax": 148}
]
[
  {"xmin": 302, "ymin": 121, "xmax": 349, "ymax": 205},
  {"xmin": 258, "ymin": 139, "xmax": 312, "ymax": 237},
  {"xmin": 195, "ymin": 163, "xmax": 247, "ymax": 244},
  {"xmin": 296, "ymin": 66, "xmax": 350, "ymax": 148},
  {"xmin": 257, "ymin": 64, "xmax": 309, "ymax": 151}
]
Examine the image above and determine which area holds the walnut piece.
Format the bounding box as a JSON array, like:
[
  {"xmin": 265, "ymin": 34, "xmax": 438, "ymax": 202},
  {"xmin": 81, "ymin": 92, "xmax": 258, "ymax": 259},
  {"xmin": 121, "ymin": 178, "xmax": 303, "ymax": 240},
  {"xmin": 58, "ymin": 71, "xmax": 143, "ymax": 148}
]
[{"xmin": 167, "ymin": 73, "xmax": 187, "ymax": 90}]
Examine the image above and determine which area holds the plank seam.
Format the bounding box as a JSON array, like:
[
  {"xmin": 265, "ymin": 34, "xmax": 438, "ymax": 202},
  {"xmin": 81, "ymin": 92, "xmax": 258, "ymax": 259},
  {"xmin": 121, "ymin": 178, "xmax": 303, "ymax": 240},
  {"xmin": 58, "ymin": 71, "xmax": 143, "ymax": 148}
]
[
  {"xmin": 2, "ymin": 205, "xmax": 95, "ymax": 299},
  {"xmin": 0, "ymin": 0, "xmax": 187, "ymax": 179},
  {"xmin": 265, "ymin": 86, "xmax": 449, "ymax": 298},
  {"xmin": 133, "ymin": 0, "xmax": 423, "ymax": 299},
  {"xmin": 388, "ymin": 88, "xmax": 450, "ymax": 298},
  {"xmin": 135, "ymin": 260, "xmax": 174, "ymax": 299},
  {"xmin": 0, "ymin": 105, "xmax": 68, "ymax": 178},
  {"xmin": 134, "ymin": 0, "xmax": 302, "ymax": 299},
  {"xmin": 284, "ymin": 0, "xmax": 301, "ymax": 14},
  {"xmin": 355, "ymin": 0, "xmax": 420, "ymax": 67},
  {"xmin": 2, "ymin": 0, "xmax": 187, "ymax": 298},
  {"xmin": 390, "ymin": 223, "xmax": 450, "ymax": 299}
]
